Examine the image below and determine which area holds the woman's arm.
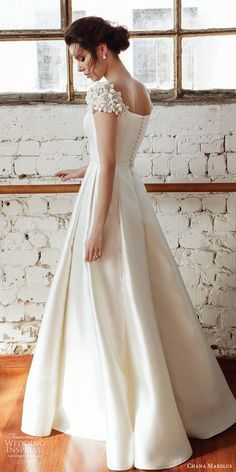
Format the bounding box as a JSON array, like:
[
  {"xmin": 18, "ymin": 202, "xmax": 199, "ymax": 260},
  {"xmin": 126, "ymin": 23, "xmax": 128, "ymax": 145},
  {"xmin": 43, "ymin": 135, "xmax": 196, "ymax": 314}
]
[
  {"xmin": 84, "ymin": 111, "xmax": 118, "ymax": 262},
  {"xmin": 91, "ymin": 111, "xmax": 117, "ymax": 230}
]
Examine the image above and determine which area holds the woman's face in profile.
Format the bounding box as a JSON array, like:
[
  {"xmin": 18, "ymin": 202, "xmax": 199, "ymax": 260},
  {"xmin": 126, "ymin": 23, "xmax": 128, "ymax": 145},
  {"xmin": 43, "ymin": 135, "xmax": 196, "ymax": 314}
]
[{"xmin": 69, "ymin": 42, "xmax": 106, "ymax": 82}]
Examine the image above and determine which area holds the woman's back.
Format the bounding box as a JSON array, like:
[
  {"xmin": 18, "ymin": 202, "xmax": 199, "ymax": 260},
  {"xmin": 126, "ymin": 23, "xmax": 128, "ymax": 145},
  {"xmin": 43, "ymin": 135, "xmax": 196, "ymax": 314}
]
[
  {"xmin": 84, "ymin": 78, "xmax": 152, "ymax": 169},
  {"xmin": 113, "ymin": 77, "xmax": 153, "ymax": 116}
]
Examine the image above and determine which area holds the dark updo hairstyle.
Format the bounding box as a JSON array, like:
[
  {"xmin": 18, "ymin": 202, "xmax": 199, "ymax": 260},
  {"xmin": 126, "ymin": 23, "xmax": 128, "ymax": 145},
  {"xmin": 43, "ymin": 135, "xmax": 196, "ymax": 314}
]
[{"xmin": 64, "ymin": 16, "xmax": 130, "ymax": 59}]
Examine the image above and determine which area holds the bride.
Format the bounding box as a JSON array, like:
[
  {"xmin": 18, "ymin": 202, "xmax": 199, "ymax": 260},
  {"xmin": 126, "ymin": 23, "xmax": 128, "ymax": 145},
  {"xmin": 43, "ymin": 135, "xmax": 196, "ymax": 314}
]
[{"xmin": 21, "ymin": 15, "xmax": 236, "ymax": 472}]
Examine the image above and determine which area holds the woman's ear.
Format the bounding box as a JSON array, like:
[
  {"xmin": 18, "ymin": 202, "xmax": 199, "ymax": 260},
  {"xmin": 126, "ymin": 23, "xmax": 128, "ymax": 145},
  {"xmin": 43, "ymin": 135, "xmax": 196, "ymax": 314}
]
[{"xmin": 98, "ymin": 42, "xmax": 108, "ymax": 57}]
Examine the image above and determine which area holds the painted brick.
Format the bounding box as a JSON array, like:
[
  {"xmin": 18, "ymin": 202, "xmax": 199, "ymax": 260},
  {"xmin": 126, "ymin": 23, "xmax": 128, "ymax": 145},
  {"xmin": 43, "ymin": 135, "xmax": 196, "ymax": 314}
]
[
  {"xmin": 18, "ymin": 140, "xmax": 40, "ymax": 156},
  {"xmin": 0, "ymin": 141, "xmax": 18, "ymax": 155},
  {"xmin": 0, "ymin": 157, "xmax": 14, "ymax": 176},
  {"xmin": 14, "ymin": 157, "xmax": 36, "ymax": 175},
  {"xmin": 225, "ymin": 135, "xmax": 236, "ymax": 152},
  {"xmin": 152, "ymin": 154, "xmax": 170, "ymax": 175},
  {"xmin": 201, "ymin": 138, "xmax": 224, "ymax": 153},
  {"xmin": 202, "ymin": 195, "xmax": 226, "ymax": 213},
  {"xmin": 153, "ymin": 136, "xmax": 175, "ymax": 153},
  {"xmin": 227, "ymin": 153, "xmax": 236, "ymax": 174},
  {"xmin": 208, "ymin": 154, "xmax": 226, "ymax": 176}
]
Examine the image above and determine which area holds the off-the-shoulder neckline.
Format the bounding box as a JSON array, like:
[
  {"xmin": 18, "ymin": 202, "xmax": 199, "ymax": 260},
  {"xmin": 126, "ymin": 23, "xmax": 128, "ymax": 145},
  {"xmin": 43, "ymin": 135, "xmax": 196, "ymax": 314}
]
[{"xmin": 88, "ymin": 79, "xmax": 153, "ymax": 119}]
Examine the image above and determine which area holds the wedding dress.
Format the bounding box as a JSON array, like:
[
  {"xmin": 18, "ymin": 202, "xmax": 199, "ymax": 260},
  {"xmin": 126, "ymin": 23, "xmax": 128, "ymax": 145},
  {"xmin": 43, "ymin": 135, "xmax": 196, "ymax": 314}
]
[{"xmin": 21, "ymin": 78, "xmax": 236, "ymax": 471}]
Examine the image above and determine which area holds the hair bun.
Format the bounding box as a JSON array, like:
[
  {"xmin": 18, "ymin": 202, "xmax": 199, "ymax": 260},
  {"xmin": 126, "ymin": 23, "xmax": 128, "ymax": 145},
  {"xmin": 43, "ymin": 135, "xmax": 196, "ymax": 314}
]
[
  {"xmin": 64, "ymin": 16, "xmax": 130, "ymax": 58},
  {"xmin": 105, "ymin": 24, "xmax": 130, "ymax": 54}
]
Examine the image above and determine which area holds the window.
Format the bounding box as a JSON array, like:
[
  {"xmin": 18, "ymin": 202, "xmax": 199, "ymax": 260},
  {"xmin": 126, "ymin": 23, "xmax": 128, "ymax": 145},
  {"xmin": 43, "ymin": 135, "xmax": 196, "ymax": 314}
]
[{"xmin": 0, "ymin": 0, "xmax": 236, "ymax": 103}]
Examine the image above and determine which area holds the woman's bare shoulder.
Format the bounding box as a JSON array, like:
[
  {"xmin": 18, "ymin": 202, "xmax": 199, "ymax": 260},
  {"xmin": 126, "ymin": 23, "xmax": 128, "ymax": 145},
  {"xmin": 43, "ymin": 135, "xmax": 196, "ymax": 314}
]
[
  {"xmin": 121, "ymin": 78, "xmax": 153, "ymax": 115},
  {"xmin": 135, "ymin": 78, "xmax": 152, "ymax": 98},
  {"xmin": 133, "ymin": 79, "xmax": 153, "ymax": 115}
]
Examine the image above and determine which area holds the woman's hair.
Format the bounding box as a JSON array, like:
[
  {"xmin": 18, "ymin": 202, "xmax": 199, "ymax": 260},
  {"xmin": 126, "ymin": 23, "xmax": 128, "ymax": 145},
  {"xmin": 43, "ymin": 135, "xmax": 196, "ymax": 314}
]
[{"xmin": 64, "ymin": 16, "xmax": 130, "ymax": 58}]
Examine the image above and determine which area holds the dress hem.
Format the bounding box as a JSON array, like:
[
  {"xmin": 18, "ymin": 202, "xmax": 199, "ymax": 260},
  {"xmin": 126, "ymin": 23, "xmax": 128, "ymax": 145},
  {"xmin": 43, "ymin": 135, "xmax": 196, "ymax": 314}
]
[
  {"xmin": 187, "ymin": 416, "xmax": 236, "ymax": 440},
  {"xmin": 108, "ymin": 450, "xmax": 193, "ymax": 471}
]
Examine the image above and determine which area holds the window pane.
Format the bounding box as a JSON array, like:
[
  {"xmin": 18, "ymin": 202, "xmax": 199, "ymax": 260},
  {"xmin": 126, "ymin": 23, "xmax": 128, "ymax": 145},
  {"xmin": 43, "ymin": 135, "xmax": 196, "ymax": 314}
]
[
  {"xmin": 72, "ymin": 1, "xmax": 174, "ymax": 31},
  {"xmin": 0, "ymin": 41, "xmax": 67, "ymax": 93},
  {"xmin": 130, "ymin": 37, "xmax": 173, "ymax": 89},
  {"xmin": 73, "ymin": 37, "xmax": 173, "ymax": 91},
  {"xmin": 182, "ymin": 0, "xmax": 236, "ymax": 29},
  {"xmin": 182, "ymin": 36, "xmax": 236, "ymax": 90},
  {"xmin": 0, "ymin": 0, "xmax": 61, "ymax": 29}
]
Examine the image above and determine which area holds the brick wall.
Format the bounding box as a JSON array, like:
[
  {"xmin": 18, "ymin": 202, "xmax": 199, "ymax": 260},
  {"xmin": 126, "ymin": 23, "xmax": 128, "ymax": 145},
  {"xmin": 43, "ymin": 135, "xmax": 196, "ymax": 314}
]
[{"xmin": 0, "ymin": 103, "xmax": 235, "ymax": 356}]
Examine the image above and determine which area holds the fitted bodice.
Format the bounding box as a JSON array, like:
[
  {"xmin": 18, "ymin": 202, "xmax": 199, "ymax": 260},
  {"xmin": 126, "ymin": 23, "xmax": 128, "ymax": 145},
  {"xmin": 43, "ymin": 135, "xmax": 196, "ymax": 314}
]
[{"xmin": 83, "ymin": 108, "xmax": 151, "ymax": 170}]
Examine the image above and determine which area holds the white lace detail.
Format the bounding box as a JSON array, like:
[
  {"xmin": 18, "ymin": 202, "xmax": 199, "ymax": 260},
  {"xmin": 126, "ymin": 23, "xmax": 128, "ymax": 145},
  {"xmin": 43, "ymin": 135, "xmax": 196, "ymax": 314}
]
[{"xmin": 85, "ymin": 80, "xmax": 129, "ymax": 116}]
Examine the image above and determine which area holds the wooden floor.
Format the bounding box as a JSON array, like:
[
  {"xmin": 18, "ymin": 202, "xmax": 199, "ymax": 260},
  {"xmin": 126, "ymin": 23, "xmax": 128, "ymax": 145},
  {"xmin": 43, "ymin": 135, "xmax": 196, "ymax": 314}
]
[{"xmin": 0, "ymin": 361, "xmax": 235, "ymax": 472}]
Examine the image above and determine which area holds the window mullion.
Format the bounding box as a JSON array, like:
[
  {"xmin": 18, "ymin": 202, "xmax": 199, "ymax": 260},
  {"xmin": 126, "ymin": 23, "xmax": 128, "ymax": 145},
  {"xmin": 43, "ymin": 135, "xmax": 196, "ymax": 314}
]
[
  {"xmin": 61, "ymin": 0, "xmax": 71, "ymax": 30},
  {"xmin": 0, "ymin": 31, "xmax": 64, "ymax": 40},
  {"xmin": 62, "ymin": 0, "xmax": 74, "ymax": 101},
  {"xmin": 173, "ymin": 0, "xmax": 182, "ymax": 99}
]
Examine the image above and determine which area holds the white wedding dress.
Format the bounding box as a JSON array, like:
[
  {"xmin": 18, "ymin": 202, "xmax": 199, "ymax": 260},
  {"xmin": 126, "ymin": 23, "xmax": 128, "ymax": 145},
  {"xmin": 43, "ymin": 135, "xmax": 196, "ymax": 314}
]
[{"xmin": 21, "ymin": 78, "xmax": 236, "ymax": 471}]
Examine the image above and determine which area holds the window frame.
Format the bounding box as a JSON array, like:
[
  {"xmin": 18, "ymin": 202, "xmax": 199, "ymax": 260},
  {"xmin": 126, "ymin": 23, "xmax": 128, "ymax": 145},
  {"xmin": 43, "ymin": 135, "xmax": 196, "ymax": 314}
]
[{"xmin": 0, "ymin": 0, "xmax": 236, "ymax": 105}]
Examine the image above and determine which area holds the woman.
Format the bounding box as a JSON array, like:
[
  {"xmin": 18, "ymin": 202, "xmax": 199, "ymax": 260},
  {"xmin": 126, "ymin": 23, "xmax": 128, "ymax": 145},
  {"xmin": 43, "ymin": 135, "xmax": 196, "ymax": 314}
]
[{"xmin": 21, "ymin": 16, "xmax": 236, "ymax": 472}]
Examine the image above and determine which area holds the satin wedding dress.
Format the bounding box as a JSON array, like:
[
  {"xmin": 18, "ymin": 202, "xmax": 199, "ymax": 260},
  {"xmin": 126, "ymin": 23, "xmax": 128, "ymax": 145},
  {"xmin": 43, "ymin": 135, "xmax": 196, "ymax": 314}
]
[{"xmin": 21, "ymin": 78, "xmax": 236, "ymax": 471}]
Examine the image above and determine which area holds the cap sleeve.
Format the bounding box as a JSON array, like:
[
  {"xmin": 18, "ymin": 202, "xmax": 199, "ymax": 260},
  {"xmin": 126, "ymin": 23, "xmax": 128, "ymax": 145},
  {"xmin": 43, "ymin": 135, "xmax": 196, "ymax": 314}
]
[{"xmin": 85, "ymin": 80, "xmax": 129, "ymax": 116}]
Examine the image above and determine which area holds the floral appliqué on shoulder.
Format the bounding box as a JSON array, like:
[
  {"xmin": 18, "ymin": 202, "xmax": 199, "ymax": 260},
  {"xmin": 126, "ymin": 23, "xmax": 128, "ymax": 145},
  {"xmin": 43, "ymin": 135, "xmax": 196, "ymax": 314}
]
[{"xmin": 85, "ymin": 80, "xmax": 129, "ymax": 116}]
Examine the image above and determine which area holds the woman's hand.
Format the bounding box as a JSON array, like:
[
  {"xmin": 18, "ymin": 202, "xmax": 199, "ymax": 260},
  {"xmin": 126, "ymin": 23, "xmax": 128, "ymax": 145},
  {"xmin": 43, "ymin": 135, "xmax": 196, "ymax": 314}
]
[
  {"xmin": 54, "ymin": 165, "xmax": 88, "ymax": 181},
  {"xmin": 84, "ymin": 228, "xmax": 103, "ymax": 262}
]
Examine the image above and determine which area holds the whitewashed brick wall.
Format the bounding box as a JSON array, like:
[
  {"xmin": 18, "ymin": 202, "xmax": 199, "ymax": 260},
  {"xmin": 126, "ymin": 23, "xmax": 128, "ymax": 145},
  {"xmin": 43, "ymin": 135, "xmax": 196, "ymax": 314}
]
[{"xmin": 0, "ymin": 103, "xmax": 236, "ymax": 357}]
